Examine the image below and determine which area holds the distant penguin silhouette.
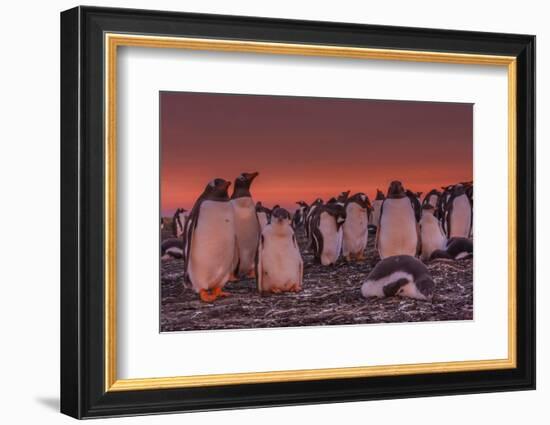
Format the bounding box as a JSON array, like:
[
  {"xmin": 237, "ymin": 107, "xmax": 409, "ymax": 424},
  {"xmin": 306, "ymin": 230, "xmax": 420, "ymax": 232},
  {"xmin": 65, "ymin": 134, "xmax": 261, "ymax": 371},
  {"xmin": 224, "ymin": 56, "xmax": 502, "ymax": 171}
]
[
  {"xmin": 171, "ymin": 208, "xmax": 188, "ymax": 238},
  {"xmin": 361, "ymin": 255, "xmax": 435, "ymax": 301}
]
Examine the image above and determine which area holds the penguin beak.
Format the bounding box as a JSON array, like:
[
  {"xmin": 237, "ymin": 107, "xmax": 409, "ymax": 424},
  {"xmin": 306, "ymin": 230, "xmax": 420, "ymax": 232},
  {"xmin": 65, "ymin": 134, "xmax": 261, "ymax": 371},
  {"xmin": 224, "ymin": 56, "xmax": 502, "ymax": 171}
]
[{"xmin": 247, "ymin": 172, "xmax": 259, "ymax": 181}]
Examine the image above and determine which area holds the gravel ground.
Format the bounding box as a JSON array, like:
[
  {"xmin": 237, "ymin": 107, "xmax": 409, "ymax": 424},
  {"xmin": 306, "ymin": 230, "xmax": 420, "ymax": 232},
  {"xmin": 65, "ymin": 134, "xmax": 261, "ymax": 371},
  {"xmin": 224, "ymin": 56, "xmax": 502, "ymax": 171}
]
[{"xmin": 160, "ymin": 228, "xmax": 473, "ymax": 332}]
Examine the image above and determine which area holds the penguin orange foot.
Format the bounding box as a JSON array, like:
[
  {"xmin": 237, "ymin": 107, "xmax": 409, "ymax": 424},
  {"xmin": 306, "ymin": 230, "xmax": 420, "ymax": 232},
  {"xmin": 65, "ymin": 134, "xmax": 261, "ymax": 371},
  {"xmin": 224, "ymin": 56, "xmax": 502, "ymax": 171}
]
[
  {"xmin": 212, "ymin": 287, "xmax": 230, "ymax": 298},
  {"xmin": 199, "ymin": 289, "xmax": 218, "ymax": 303}
]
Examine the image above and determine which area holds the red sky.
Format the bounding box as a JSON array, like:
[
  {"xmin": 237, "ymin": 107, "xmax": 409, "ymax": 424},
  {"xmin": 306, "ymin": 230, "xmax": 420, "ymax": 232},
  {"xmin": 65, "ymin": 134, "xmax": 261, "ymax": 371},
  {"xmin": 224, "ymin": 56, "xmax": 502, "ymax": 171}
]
[{"xmin": 160, "ymin": 92, "xmax": 472, "ymax": 216}]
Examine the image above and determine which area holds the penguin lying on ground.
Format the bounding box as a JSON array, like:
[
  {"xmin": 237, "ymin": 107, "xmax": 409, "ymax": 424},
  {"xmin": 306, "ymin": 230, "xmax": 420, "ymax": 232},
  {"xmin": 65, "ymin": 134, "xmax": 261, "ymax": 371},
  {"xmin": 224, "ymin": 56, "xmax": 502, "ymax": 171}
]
[
  {"xmin": 183, "ymin": 178, "xmax": 236, "ymax": 302},
  {"xmin": 231, "ymin": 172, "xmax": 261, "ymax": 279},
  {"xmin": 361, "ymin": 255, "xmax": 435, "ymax": 301},
  {"xmin": 429, "ymin": 237, "xmax": 473, "ymax": 261},
  {"xmin": 419, "ymin": 204, "xmax": 447, "ymax": 261},
  {"xmin": 309, "ymin": 203, "xmax": 346, "ymax": 265},
  {"xmin": 342, "ymin": 193, "xmax": 371, "ymax": 261},
  {"xmin": 255, "ymin": 201, "xmax": 272, "ymax": 230},
  {"xmin": 256, "ymin": 208, "xmax": 303, "ymax": 294},
  {"xmin": 161, "ymin": 238, "xmax": 184, "ymax": 260},
  {"xmin": 376, "ymin": 181, "xmax": 420, "ymax": 259}
]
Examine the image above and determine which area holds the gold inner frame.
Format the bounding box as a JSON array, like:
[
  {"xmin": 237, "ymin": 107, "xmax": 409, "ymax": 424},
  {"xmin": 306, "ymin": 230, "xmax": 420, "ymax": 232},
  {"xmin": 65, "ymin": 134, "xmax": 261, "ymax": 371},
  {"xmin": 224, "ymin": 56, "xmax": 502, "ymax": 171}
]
[{"xmin": 104, "ymin": 33, "xmax": 517, "ymax": 392}]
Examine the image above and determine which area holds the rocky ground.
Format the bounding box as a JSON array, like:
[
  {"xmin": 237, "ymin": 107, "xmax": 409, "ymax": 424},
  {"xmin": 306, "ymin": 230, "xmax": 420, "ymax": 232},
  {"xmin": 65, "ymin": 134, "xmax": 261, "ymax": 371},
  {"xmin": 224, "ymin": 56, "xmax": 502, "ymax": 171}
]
[{"xmin": 160, "ymin": 228, "xmax": 473, "ymax": 332}]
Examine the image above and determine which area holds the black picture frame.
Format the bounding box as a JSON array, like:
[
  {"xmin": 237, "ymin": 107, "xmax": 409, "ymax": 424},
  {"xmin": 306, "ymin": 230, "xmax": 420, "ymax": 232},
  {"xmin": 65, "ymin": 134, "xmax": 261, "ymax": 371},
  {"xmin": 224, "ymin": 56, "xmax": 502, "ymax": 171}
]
[{"xmin": 61, "ymin": 5, "xmax": 535, "ymax": 419}]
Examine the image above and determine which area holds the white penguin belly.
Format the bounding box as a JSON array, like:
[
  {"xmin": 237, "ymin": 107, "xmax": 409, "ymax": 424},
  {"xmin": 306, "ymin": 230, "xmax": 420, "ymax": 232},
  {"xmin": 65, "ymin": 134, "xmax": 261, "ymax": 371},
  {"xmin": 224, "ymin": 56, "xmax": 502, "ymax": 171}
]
[
  {"xmin": 188, "ymin": 201, "xmax": 236, "ymax": 292},
  {"xmin": 372, "ymin": 201, "xmax": 382, "ymax": 226},
  {"xmin": 260, "ymin": 231, "xmax": 302, "ymax": 291},
  {"xmin": 231, "ymin": 197, "xmax": 260, "ymax": 276},
  {"xmin": 342, "ymin": 204, "xmax": 368, "ymax": 258},
  {"xmin": 257, "ymin": 212, "xmax": 269, "ymax": 230},
  {"xmin": 319, "ymin": 212, "xmax": 340, "ymax": 265},
  {"xmin": 378, "ymin": 198, "xmax": 418, "ymax": 259},
  {"xmin": 449, "ymin": 195, "xmax": 472, "ymax": 238},
  {"xmin": 420, "ymin": 213, "xmax": 447, "ymax": 261}
]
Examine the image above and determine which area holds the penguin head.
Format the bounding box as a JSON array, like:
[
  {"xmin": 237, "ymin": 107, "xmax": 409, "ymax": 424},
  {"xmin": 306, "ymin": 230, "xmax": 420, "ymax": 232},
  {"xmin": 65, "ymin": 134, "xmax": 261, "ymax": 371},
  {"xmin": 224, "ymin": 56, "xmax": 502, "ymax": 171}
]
[
  {"xmin": 415, "ymin": 276, "xmax": 435, "ymax": 302},
  {"xmin": 452, "ymin": 183, "xmax": 466, "ymax": 196},
  {"xmin": 231, "ymin": 172, "xmax": 259, "ymax": 199},
  {"xmin": 375, "ymin": 189, "xmax": 385, "ymax": 200},
  {"xmin": 205, "ymin": 178, "xmax": 231, "ymax": 199},
  {"xmin": 337, "ymin": 190, "xmax": 350, "ymax": 203},
  {"xmin": 387, "ymin": 180, "xmax": 405, "ymax": 198},
  {"xmin": 271, "ymin": 207, "xmax": 291, "ymax": 225}
]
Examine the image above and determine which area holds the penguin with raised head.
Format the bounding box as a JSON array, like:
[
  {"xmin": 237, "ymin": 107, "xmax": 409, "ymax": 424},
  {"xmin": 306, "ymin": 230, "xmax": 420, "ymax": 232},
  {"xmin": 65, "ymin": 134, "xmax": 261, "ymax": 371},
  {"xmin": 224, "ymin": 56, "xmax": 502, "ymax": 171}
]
[
  {"xmin": 376, "ymin": 181, "xmax": 419, "ymax": 259},
  {"xmin": 256, "ymin": 208, "xmax": 303, "ymax": 294},
  {"xmin": 309, "ymin": 203, "xmax": 346, "ymax": 265},
  {"xmin": 183, "ymin": 178, "xmax": 236, "ymax": 302},
  {"xmin": 255, "ymin": 201, "xmax": 272, "ymax": 230},
  {"xmin": 231, "ymin": 172, "xmax": 261, "ymax": 278},
  {"xmin": 361, "ymin": 255, "xmax": 435, "ymax": 301},
  {"xmin": 429, "ymin": 237, "xmax": 473, "ymax": 261},
  {"xmin": 342, "ymin": 193, "xmax": 372, "ymax": 261},
  {"xmin": 443, "ymin": 184, "xmax": 472, "ymax": 238},
  {"xmin": 171, "ymin": 208, "xmax": 188, "ymax": 238},
  {"xmin": 369, "ymin": 189, "xmax": 385, "ymax": 234},
  {"xmin": 419, "ymin": 205, "xmax": 447, "ymax": 261},
  {"xmin": 161, "ymin": 238, "xmax": 184, "ymax": 261},
  {"xmin": 337, "ymin": 190, "xmax": 351, "ymax": 205}
]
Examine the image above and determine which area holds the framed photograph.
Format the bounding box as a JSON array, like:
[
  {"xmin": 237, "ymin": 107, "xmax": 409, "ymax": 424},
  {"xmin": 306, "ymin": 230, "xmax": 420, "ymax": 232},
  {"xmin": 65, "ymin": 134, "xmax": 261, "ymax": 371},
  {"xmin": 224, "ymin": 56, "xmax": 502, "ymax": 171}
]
[{"xmin": 60, "ymin": 6, "xmax": 535, "ymax": 419}]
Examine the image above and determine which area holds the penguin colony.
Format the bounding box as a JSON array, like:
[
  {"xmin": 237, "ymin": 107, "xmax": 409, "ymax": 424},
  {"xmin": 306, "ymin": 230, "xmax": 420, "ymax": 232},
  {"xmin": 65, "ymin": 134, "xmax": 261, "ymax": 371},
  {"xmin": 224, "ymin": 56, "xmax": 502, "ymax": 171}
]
[{"xmin": 162, "ymin": 173, "xmax": 473, "ymax": 304}]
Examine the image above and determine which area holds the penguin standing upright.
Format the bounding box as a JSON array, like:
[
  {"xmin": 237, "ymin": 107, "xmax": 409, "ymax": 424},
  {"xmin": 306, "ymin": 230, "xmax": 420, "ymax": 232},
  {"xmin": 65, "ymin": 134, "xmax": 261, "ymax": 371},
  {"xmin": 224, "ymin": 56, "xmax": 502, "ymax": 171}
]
[
  {"xmin": 305, "ymin": 198, "xmax": 323, "ymax": 244},
  {"xmin": 422, "ymin": 189, "xmax": 441, "ymax": 211},
  {"xmin": 309, "ymin": 203, "xmax": 346, "ymax": 265},
  {"xmin": 231, "ymin": 172, "xmax": 261, "ymax": 278},
  {"xmin": 369, "ymin": 189, "xmax": 385, "ymax": 232},
  {"xmin": 171, "ymin": 207, "xmax": 188, "ymax": 238},
  {"xmin": 256, "ymin": 208, "xmax": 303, "ymax": 294},
  {"xmin": 419, "ymin": 205, "xmax": 447, "ymax": 261},
  {"xmin": 293, "ymin": 201, "xmax": 309, "ymax": 228},
  {"xmin": 361, "ymin": 255, "xmax": 435, "ymax": 301},
  {"xmin": 255, "ymin": 201, "xmax": 272, "ymax": 230},
  {"xmin": 444, "ymin": 184, "xmax": 473, "ymax": 238},
  {"xmin": 183, "ymin": 178, "xmax": 236, "ymax": 302},
  {"xmin": 342, "ymin": 193, "xmax": 371, "ymax": 261},
  {"xmin": 376, "ymin": 181, "xmax": 419, "ymax": 259}
]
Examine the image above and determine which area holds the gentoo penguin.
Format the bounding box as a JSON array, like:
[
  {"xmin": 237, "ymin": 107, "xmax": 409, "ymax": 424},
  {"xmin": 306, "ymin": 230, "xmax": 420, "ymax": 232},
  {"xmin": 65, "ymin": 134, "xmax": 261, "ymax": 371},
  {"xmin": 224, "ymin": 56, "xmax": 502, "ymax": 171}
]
[
  {"xmin": 361, "ymin": 255, "xmax": 435, "ymax": 301},
  {"xmin": 376, "ymin": 181, "xmax": 419, "ymax": 259},
  {"xmin": 183, "ymin": 178, "xmax": 236, "ymax": 302},
  {"xmin": 171, "ymin": 208, "xmax": 188, "ymax": 237},
  {"xmin": 255, "ymin": 201, "xmax": 272, "ymax": 230},
  {"xmin": 293, "ymin": 201, "xmax": 309, "ymax": 228},
  {"xmin": 231, "ymin": 172, "xmax": 261, "ymax": 278},
  {"xmin": 305, "ymin": 198, "xmax": 323, "ymax": 243},
  {"xmin": 429, "ymin": 237, "xmax": 473, "ymax": 261},
  {"xmin": 422, "ymin": 189, "xmax": 441, "ymax": 212},
  {"xmin": 309, "ymin": 203, "xmax": 346, "ymax": 265},
  {"xmin": 342, "ymin": 193, "xmax": 372, "ymax": 261},
  {"xmin": 444, "ymin": 184, "xmax": 473, "ymax": 238},
  {"xmin": 369, "ymin": 189, "xmax": 385, "ymax": 233},
  {"xmin": 161, "ymin": 238, "xmax": 184, "ymax": 260},
  {"xmin": 405, "ymin": 189, "xmax": 422, "ymax": 222},
  {"xmin": 419, "ymin": 205, "xmax": 447, "ymax": 261},
  {"xmin": 337, "ymin": 190, "xmax": 351, "ymax": 204},
  {"xmin": 256, "ymin": 208, "xmax": 303, "ymax": 294}
]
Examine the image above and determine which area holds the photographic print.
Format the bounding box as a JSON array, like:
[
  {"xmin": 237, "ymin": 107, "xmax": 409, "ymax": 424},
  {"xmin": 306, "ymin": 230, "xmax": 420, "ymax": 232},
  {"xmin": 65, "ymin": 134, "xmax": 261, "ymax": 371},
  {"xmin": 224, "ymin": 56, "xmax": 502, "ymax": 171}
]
[{"xmin": 160, "ymin": 91, "xmax": 473, "ymax": 332}]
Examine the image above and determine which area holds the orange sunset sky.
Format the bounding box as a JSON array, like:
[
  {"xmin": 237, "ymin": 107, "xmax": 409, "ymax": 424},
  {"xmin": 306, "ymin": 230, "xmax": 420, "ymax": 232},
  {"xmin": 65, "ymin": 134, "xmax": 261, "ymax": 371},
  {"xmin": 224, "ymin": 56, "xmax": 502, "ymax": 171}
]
[{"xmin": 160, "ymin": 92, "xmax": 472, "ymax": 216}]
